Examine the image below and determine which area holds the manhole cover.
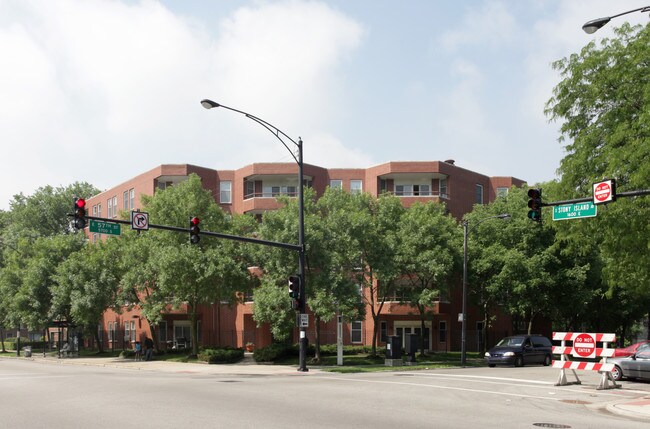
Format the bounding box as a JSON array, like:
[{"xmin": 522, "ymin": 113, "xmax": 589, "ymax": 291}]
[
  {"xmin": 533, "ymin": 424, "xmax": 571, "ymax": 428},
  {"xmin": 532, "ymin": 424, "xmax": 571, "ymax": 428}
]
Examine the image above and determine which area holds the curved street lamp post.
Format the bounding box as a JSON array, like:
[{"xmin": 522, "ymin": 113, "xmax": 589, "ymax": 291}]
[
  {"xmin": 201, "ymin": 99, "xmax": 309, "ymax": 372},
  {"xmin": 582, "ymin": 5, "xmax": 650, "ymax": 34},
  {"xmin": 461, "ymin": 213, "xmax": 510, "ymax": 367}
]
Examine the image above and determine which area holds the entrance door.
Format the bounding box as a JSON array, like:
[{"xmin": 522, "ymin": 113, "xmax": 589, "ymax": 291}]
[{"xmin": 395, "ymin": 324, "xmax": 430, "ymax": 351}]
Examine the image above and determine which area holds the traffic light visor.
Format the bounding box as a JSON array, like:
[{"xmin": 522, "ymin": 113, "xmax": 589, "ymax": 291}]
[{"xmin": 527, "ymin": 189, "xmax": 541, "ymax": 199}]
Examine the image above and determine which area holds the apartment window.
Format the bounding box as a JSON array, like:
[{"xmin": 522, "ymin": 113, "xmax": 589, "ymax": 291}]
[
  {"xmin": 158, "ymin": 321, "xmax": 167, "ymax": 344},
  {"xmin": 220, "ymin": 181, "xmax": 232, "ymax": 204},
  {"xmin": 414, "ymin": 184, "xmax": 430, "ymax": 196},
  {"xmin": 351, "ymin": 321, "xmax": 362, "ymax": 343},
  {"xmin": 92, "ymin": 233, "xmax": 98, "ymax": 243},
  {"xmin": 330, "ymin": 180, "xmax": 342, "ymax": 190},
  {"xmin": 350, "ymin": 180, "xmax": 362, "ymax": 194},
  {"xmin": 108, "ymin": 322, "xmax": 115, "ymax": 342},
  {"xmin": 158, "ymin": 181, "xmax": 173, "ymax": 191},
  {"xmin": 124, "ymin": 321, "xmax": 131, "ymax": 342},
  {"xmin": 245, "ymin": 181, "xmax": 255, "ymax": 198},
  {"xmin": 97, "ymin": 324, "xmax": 103, "ymax": 342},
  {"xmin": 475, "ymin": 184, "xmax": 484, "ymax": 204},
  {"xmin": 380, "ymin": 321, "xmax": 388, "ymax": 343},
  {"xmin": 97, "ymin": 203, "xmax": 102, "ymax": 218},
  {"xmin": 378, "ymin": 179, "xmax": 386, "ymax": 194},
  {"xmin": 123, "ymin": 189, "xmax": 135, "ymax": 210},
  {"xmin": 108, "ymin": 196, "xmax": 117, "ymax": 218},
  {"xmin": 439, "ymin": 321, "xmax": 447, "ymax": 343},
  {"xmin": 395, "ymin": 184, "xmax": 410, "ymax": 196},
  {"xmin": 92, "ymin": 205, "xmax": 98, "ymax": 216},
  {"xmin": 262, "ymin": 185, "xmax": 296, "ymax": 197},
  {"xmin": 496, "ymin": 187, "xmax": 509, "ymax": 198},
  {"xmin": 439, "ymin": 178, "xmax": 448, "ymax": 198}
]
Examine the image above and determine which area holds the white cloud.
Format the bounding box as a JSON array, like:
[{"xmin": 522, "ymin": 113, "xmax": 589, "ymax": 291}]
[
  {"xmin": 0, "ymin": 0, "xmax": 366, "ymax": 208},
  {"xmin": 438, "ymin": 1, "xmax": 517, "ymax": 52}
]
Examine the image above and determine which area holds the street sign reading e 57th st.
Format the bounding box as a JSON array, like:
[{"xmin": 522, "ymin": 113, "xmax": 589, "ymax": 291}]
[
  {"xmin": 553, "ymin": 202, "xmax": 597, "ymax": 221},
  {"xmin": 89, "ymin": 219, "xmax": 121, "ymax": 236}
]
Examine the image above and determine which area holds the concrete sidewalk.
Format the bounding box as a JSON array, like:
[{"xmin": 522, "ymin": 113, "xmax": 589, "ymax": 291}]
[{"xmin": 25, "ymin": 353, "xmax": 318, "ymax": 376}]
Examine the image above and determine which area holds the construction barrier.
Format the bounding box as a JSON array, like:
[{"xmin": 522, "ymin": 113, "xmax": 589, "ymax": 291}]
[{"xmin": 552, "ymin": 332, "xmax": 620, "ymax": 390}]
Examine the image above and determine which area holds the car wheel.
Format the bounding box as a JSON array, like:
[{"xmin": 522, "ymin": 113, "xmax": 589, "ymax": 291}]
[
  {"xmin": 543, "ymin": 354, "xmax": 552, "ymax": 366},
  {"xmin": 488, "ymin": 364, "xmax": 496, "ymax": 368},
  {"xmin": 610, "ymin": 365, "xmax": 623, "ymax": 381},
  {"xmin": 514, "ymin": 356, "xmax": 524, "ymax": 367}
]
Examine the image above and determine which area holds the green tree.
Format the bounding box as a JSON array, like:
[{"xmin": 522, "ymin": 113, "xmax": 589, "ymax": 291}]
[
  {"xmin": 397, "ymin": 202, "xmax": 461, "ymax": 355},
  {"xmin": 135, "ymin": 174, "xmax": 252, "ymax": 356},
  {"xmin": 545, "ymin": 22, "xmax": 650, "ymax": 302},
  {"xmin": 51, "ymin": 237, "xmax": 123, "ymax": 352},
  {"xmin": 0, "ymin": 183, "xmax": 96, "ymax": 348}
]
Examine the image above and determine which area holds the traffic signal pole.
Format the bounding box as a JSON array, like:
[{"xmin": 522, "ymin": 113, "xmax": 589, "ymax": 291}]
[
  {"xmin": 70, "ymin": 214, "xmax": 302, "ymax": 252},
  {"xmin": 540, "ymin": 189, "xmax": 650, "ymax": 208}
]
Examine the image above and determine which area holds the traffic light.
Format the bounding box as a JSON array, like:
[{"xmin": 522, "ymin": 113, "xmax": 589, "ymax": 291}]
[
  {"xmin": 74, "ymin": 198, "xmax": 86, "ymax": 229},
  {"xmin": 189, "ymin": 217, "xmax": 200, "ymax": 244},
  {"xmin": 288, "ymin": 275, "xmax": 301, "ymax": 311},
  {"xmin": 527, "ymin": 188, "xmax": 542, "ymax": 222}
]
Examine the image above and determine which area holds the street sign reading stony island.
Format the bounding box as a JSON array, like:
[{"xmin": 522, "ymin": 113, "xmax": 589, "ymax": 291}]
[{"xmin": 552, "ymin": 202, "xmax": 597, "ymax": 221}]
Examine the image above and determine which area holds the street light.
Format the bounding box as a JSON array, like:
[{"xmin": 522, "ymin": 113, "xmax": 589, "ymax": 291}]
[
  {"xmin": 582, "ymin": 5, "xmax": 650, "ymax": 34},
  {"xmin": 461, "ymin": 213, "xmax": 511, "ymax": 367},
  {"xmin": 200, "ymin": 99, "xmax": 309, "ymax": 372}
]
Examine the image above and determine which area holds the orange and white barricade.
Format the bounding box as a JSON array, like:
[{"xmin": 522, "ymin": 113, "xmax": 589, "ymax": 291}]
[{"xmin": 552, "ymin": 332, "xmax": 620, "ymax": 390}]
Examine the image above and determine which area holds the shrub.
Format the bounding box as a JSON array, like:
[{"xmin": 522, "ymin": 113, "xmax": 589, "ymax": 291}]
[
  {"xmin": 197, "ymin": 347, "xmax": 244, "ymax": 364},
  {"xmin": 120, "ymin": 349, "xmax": 135, "ymax": 359},
  {"xmin": 253, "ymin": 343, "xmax": 297, "ymax": 362}
]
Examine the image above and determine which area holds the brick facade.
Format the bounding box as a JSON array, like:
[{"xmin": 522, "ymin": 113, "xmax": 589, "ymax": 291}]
[{"xmin": 84, "ymin": 160, "xmax": 547, "ymax": 354}]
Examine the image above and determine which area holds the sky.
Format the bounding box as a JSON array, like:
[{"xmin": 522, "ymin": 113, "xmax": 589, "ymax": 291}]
[{"xmin": 1, "ymin": 0, "xmax": 648, "ymax": 210}]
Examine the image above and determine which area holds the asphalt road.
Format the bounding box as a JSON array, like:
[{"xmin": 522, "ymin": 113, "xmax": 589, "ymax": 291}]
[{"xmin": 1, "ymin": 358, "xmax": 649, "ymax": 429}]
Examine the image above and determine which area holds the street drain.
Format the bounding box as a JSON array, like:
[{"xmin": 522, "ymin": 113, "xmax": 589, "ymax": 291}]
[
  {"xmin": 560, "ymin": 399, "xmax": 591, "ymax": 405},
  {"xmin": 533, "ymin": 424, "xmax": 571, "ymax": 428}
]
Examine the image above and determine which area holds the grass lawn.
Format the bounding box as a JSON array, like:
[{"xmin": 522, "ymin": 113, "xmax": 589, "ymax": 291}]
[{"xmin": 277, "ymin": 352, "xmax": 485, "ymax": 373}]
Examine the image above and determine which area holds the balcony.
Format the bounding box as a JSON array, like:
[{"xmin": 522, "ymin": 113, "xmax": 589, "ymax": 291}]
[{"xmin": 242, "ymin": 174, "xmax": 311, "ymax": 215}]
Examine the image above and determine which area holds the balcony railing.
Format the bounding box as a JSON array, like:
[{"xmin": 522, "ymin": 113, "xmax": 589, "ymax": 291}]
[
  {"xmin": 244, "ymin": 191, "xmax": 299, "ymax": 200},
  {"xmin": 384, "ymin": 190, "xmax": 448, "ymax": 199}
]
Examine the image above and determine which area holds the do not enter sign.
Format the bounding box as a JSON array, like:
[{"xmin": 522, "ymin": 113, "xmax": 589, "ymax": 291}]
[
  {"xmin": 593, "ymin": 179, "xmax": 616, "ymax": 205},
  {"xmin": 573, "ymin": 333, "xmax": 596, "ymax": 358}
]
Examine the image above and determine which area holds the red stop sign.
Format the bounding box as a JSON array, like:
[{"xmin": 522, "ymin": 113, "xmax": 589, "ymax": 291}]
[{"xmin": 572, "ymin": 333, "xmax": 595, "ymax": 358}]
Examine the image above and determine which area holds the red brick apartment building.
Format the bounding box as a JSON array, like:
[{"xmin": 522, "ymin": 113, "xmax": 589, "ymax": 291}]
[{"xmin": 85, "ymin": 160, "xmax": 536, "ymax": 353}]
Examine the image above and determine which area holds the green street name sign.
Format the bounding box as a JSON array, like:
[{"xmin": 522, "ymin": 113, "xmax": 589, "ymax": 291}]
[
  {"xmin": 89, "ymin": 219, "xmax": 121, "ymax": 236},
  {"xmin": 552, "ymin": 202, "xmax": 597, "ymax": 221}
]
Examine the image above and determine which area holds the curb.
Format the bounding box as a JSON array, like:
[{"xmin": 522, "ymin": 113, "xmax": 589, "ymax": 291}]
[{"xmin": 606, "ymin": 397, "xmax": 650, "ymax": 421}]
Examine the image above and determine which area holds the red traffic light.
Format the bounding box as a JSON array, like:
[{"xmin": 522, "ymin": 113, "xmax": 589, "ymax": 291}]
[
  {"xmin": 189, "ymin": 217, "xmax": 201, "ymax": 244},
  {"xmin": 75, "ymin": 198, "xmax": 86, "ymax": 209}
]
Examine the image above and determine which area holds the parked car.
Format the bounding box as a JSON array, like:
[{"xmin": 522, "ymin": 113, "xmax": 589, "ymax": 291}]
[
  {"xmin": 485, "ymin": 334, "xmax": 553, "ymax": 367},
  {"xmin": 613, "ymin": 340, "xmax": 650, "ymax": 357},
  {"xmin": 608, "ymin": 343, "xmax": 650, "ymax": 381}
]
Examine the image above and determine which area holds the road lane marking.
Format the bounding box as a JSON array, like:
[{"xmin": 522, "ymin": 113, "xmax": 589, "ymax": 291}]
[{"xmin": 317, "ymin": 376, "xmax": 565, "ymax": 401}]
